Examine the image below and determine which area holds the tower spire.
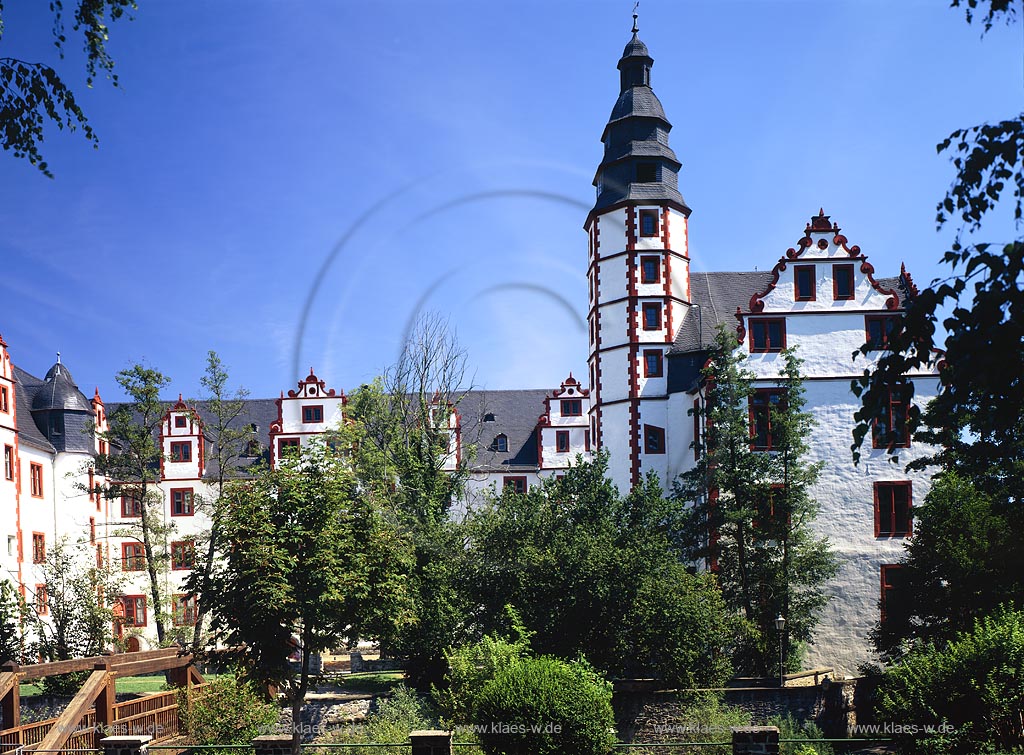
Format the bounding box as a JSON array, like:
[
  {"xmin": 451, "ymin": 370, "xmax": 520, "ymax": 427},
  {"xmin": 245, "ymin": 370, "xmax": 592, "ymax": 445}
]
[{"xmin": 632, "ymin": 1, "xmax": 639, "ymax": 33}]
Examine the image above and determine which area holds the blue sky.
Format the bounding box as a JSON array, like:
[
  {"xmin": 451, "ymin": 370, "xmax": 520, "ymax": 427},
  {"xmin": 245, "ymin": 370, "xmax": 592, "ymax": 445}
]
[{"xmin": 0, "ymin": 0, "xmax": 1019, "ymax": 402}]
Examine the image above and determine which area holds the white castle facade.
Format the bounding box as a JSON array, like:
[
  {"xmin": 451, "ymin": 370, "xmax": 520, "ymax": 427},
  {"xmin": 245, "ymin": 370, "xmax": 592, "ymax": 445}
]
[{"xmin": 0, "ymin": 28, "xmax": 938, "ymax": 676}]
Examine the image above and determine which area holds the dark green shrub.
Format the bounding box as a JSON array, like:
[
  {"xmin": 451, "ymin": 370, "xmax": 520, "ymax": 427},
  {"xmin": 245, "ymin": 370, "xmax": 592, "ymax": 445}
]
[
  {"xmin": 314, "ymin": 687, "xmax": 441, "ymax": 755},
  {"xmin": 766, "ymin": 713, "xmax": 832, "ymax": 755},
  {"xmin": 876, "ymin": 606, "xmax": 1024, "ymax": 754},
  {"xmin": 179, "ymin": 673, "xmax": 278, "ymax": 749},
  {"xmin": 472, "ymin": 655, "xmax": 614, "ymax": 755}
]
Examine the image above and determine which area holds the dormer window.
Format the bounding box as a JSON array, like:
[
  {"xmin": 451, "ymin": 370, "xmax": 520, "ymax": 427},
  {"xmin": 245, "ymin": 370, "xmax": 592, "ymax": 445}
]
[
  {"xmin": 833, "ymin": 264, "xmax": 855, "ymax": 300},
  {"xmin": 0, "ymin": 386, "xmax": 8, "ymax": 413},
  {"xmin": 636, "ymin": 163, "xmax": 657, "ymax": 183},
  {"xmin": 493, "ymin": 434, "xmax": 508, "ymax": 453},
  {"xmin": 302, "ymin": 405, "xmax": 324, "ymax": 424},
  {"xmin": 170, "ymin": 441, "xmax": 192, "ymax": 463},
  {"xmin": 175, "ymin": 416, "xmax": 187, "ymax": 428},
  {"xmin": 794, "ymin": 265, "xmax": 816, "ymax": 301},
  {"xmin": 560, "ymin": 399, "xmax": 583, "ymax": 417},
  {"xmin": 483, "ymin": 413, "xmax": 496, "ymax": 422}
]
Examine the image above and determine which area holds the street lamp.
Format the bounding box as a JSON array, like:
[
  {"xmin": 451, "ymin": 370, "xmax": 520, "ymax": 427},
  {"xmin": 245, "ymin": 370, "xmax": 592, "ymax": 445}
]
[{"xmin": 775, "ymin": 614, "xmax": 786, "ymax": 687}]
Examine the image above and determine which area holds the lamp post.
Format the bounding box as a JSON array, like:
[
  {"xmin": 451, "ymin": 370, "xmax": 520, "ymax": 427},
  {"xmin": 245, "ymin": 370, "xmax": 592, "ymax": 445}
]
[{"xmin": 775, "ymin": 614, "xmax": 786, "ymax": 687}]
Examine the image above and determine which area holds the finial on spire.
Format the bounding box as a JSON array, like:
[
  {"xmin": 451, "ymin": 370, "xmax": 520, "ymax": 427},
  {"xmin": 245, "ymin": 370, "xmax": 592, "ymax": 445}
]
[{"xmin": 632, "ymin": 1, "xmax": 639, "ymax": 33}]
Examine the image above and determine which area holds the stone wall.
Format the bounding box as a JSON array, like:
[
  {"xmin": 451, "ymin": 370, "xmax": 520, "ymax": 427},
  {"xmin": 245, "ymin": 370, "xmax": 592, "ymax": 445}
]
[{"xmin": 613, "ymin": 679, "xmax": 860, "ymax": 741}]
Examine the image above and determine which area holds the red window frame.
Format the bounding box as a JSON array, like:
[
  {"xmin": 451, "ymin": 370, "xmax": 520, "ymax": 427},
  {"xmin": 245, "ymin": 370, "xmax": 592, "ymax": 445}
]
[
  {"xmin": 874, "ymin": 481, "xmax": 913, "ymax": 537},
  {"xmin": 35, "ymin": 585, "xmax": 47, "ymax": 616},
  {"xmin": 121, "ymin": 595, "xmax": 147, "ymax": 627},
  {"xmin": 503, "ymin": 476, "xmax": 527, "ymax": 494},
  {"xmin": 172, "ymin": 594, "xmax": 198, "ymax": 626},
  {"xmin": 302, "ymin": 405, "xmax": 324, "ymax": 423},
  {"xmin": 169, "ymin": 441, "xmax": 192, "ymax": 463},
  {"xmin": 833, "ymin": 264, "xmax": 855, "ymax": 300},
  {"xmin": 644, "ymin": 424, "xmax": 666, "ymax": 454},
  {"xmin": 643, "ymin": 349, "xmax": 663, "ymax": 377},
  {"xmin": 639, "ymin": 209, "xmax": 659, "ymax": 238},
  {"xmin": 121, "ymin": 542, "xmax": 145, "ymax": 571},
  {"xmin": 171, "ymin": 488, "xmax": 194, "ymax": 517},
  {"xmin": 642, "ymin": 302, "xmax": 662, "ymax": 331},
  {"xmin": 0, "ymin": 385, "xmax": 8, "ymax": 413},
  {"xmin": 872, "ymin": 384, "xmax": 911, "ymax": 449},
  {"xmin": 29, "ymin": 462, "xmax": 43, "ymax": 498},
  {"xmin": 560, "ymin": 399, "xmax": 582, "ymax": 417},
  {"xmin": 794, "ymin": 265, "xmax": 816, "ymax": 301},
  {"xmin": 121, "ymin": 494, "xmax": 142, "ymax": 518},
  {"xmin": 640, "ymin": 255, "xmax": 661, "ymax": 283},
  {"xmin": 880, "ymin": 564, "xmax": 906, "ymax": 626},
  {"xmin": 171, "ymin": 540, "xmax": 195, "ymax": 570},
  {"xmin": 865, "ymin": 315, "xmax": 899, "ymax": 350},
  {"xmin": 749, "ymin": 319, "xmax": 786, "ymax": 353},
  {"xmin": 174, "ymin": 415, "xmax": 187, "ymax": 428},
  {"xmin": 278, "ymin": 438, "xmax": 300, "ymax": 459},
  {"xmin": 32, "ymin": 533, "xmax": 45, "ymax": 564},
  {"xmin": 555, "ymin": 430, "xmax": 570, "ymax": 453},
  {"xmin": 749, "ymin": 389, "xmax": 786, "ymax": 450},
  {"xmin": 3, "ymin": 445, "xmax": 13, "ymax": 481}
]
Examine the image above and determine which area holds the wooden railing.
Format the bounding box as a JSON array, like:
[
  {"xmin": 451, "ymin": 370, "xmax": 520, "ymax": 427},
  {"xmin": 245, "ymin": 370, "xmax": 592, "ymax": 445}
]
[{"xmin": 0, "ymin": 648, "xmax": 205, "ymax": 753}]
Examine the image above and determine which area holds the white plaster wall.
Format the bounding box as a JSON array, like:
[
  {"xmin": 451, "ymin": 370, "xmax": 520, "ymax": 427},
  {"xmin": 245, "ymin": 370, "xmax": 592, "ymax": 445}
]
[
  {"xmin": 666, "ymin": 392, "xmax": 699, "ymax": 483},
  {"xmin": 540, "ymin": 425, "xmax": 591, "ymax": 468},
  {"xmin": 598, "ymin": 256, "xmax": 629, "ymax": 303},
  {"xmin": 666, "ymin": 209, "xmax": 688, "ymax": 257},
  {"xmin": 638, "ymin": 400, "xmax": 669, "ymax": 484},
  {"xmin": 279, "ymin": 396, "xmax": 345, "ymax": 434},
  {"xmin": 596, "ymin": 210, "xmax": 628, "ymax": 255},
  {"xmin": 598, "ymin": 346, "xmax": 631, "ymax": 403},
  {"xmin": 598, "ymin": 301, "xmax": 629, "ymax": 348},
  {"xmin": 601, "ymin": 403, "xmax": 633, "ymax": 494},
  {"xmin": 760, "ymin": 260, "xmax": 897, "ymax": 313}
]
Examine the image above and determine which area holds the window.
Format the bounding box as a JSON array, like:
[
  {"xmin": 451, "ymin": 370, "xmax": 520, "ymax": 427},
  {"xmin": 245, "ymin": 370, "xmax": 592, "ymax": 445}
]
[
  {"xmin": 880, "ymin": 565, "xmax": 909, "ymax": 628},
  {"xmin": 794, "ymin": 265, "xmax": 816, "ymax": 301},
  {"xmin": 96, "ymin": 544, "xmax": 103, "ymax": 568},
  {"xmin": 644, "ymin": 425, "xmax": 666, "ymax": 454},
  {"xmin": 122, "ymin": 595, "xmax": 147, "ymax": 627},
  {"xmin": 503, "ymin": 476, "xmax": 527, "ymax": 494},
  {"xmin": 121, "ymin": 494, "xmax": 142, "ymax": 518},
  {"xmin": 171, "ymin": 489, "xmax": 194, "ymax": 516},
  {"xmin": 3, "ymin": 445, "xmax": 12, "ymax": 481},
  {"xmin": 640, "ymin": 255, "xmax": 660, "ymax": 283},
  {"xmin": 873, "ymin": 385, "xmax": 910, "ymax": 449},
  {"xmin": 122, "ymin": 543, "xmax": 145, "ymax": 571},
  {"xmin": 244, "ymin": 439, "xmax": 261, "ymax": 457},
  {"xmin": 35, "ymin": 585, "xmax": 47, "ymax": 616},
  {"xmin": 749, "ymin": 319, "xmax": 786, "ymax": 353},
  {"xmin": 875, "ymin": 482, "xmax": 913, "ymax": 537},
  {"xmin": 560, "ymin": 399, "xmax": 582, "ymax": 417},
  {"xmin": 585, "ymin": 429, "xmax": 591, "ymax": 451},
  {"xmin": 642, "ymin": 302, "xmax": 662, "ymax": 330},
  {"xmin": 89, "ymin": 517, "xmax": 96, "ymax": 545},
  {"xmin": 32, "ymin": 533, "xmax": 45, "ymax": 563},
  {"xmin": 639, "ymin": 210, "xmax": 659, "ymax": 238},
  {"xmin": 169, "ymin": 441, "xmax": 192, "ymax": 463},
  {"xmin": 302, "ymin": 405, "xmax": 324, "ymax": 423},
  {"xmin": 643, "ymin": 349, "xmax": 663, "ymax": 377},
  {"xmin": 29, "ymin": 462, "xmax": 43, "ymax": 498},
  {"xmin": 172, "ymin": 594, "xmax": 198, "ymax": 626},
  {"xmin": 483, "ymin": 412, "xmax": 496, "ymax": 422},
  {"xmin": 0, "ymin": 386, "xmax": 8, "ymax": 413},
  {"xmin": 278, "ymin": 438, "xmax": 300, "ymax": 458},
  {"xmin": 749, "ymin": 389, "xmax": 786, "ymax": 450},
  {"xmin": 833, "ymin": 264, "xmax": 855, "ymax": 300},
  {"xmin": 174, "ymin": 415, "xmax": 187, "ymax": 428},
  {"xmin": 493, "ymin": 434, "xmax": 508, "ymax": 453},
  {"xmin": 555, "ymin": 430, "xmax": 570, "ymax": 453},
  {"xmin": 7, "ymin": 536, "xmax": 15, "ymax": 557},
  {"xmin": 753, "ymin": 484, "xmax": 790, "ymax": 534},
  {"xmin": 171, "ymin": 540, "xmax": 195, "ymax": 570},
  {"xmin": 636, "ymin": 163, "xmax": 657, "ymax": 183},
  {"xmin": 865, "ymin": 315, "xmax": 899, "ymax": 350}
]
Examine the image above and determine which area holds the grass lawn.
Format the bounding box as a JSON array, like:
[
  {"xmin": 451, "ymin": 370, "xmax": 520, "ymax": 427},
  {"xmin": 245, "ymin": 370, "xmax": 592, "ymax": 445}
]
[
  {"xmin": 332, "ymin": 671, "xmax": 405, "ymax": 696},
  {"xmin": 20, "ymin": 673, "xmax": 222, "ymax": 699}
]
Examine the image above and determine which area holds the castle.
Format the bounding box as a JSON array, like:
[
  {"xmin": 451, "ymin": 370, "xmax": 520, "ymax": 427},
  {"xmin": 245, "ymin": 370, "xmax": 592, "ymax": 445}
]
[{"xmin": 0, "ymin": 25, "xmax": 938, "ymax": 676}]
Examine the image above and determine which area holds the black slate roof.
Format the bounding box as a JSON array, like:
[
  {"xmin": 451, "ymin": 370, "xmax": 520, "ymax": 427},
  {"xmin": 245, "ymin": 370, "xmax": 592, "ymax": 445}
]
[
  {"xmin": 456, "ymin": 389, "xmax": 550, "ymax": 472},
  {"xmin": 32, "ymin": 362, "xmax": 93, "ymax": 413},
  {"xmin": 12, "ymin": 365, "xmax": 58, "ymax": 453}
]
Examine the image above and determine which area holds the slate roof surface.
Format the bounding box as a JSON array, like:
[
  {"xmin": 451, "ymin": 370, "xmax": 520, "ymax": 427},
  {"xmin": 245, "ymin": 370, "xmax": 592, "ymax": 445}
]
[
  {"xmin": 11, "ymin": 366, "xmax": 57, "ymax": 453},
  {"xmin": 456, "ymin": 389, "xmax": 550, "ymax": 471},
  {"xmin": 621, "ymin": 33, "xmax": 651, "ymax": 59}
]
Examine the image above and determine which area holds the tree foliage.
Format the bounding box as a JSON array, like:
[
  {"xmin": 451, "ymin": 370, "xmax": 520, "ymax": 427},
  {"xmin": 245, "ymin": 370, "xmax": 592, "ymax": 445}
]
[
  {"xmin": 462, "ymin": 453, "xmax": 734, "ymax": 688},
  {"xmin": 676, "ymin": 328, "xmax": 837, "ymax": 676},
  {"xmin": 347, "ymin": 313, "xmax": 473, "ymax": 689},
  {"xmin": 179, "ymin": 673, "xmax": 278, "ymax": 752},
  {"xmin": 0, "ymin": 578, "xmax": 31, "ymax": 664},
  {"xmin": 0, "ymin": 1, "xmax": 136, "ymax": 176},
  {"xmin": 872, "ymin": 472, "xmax": 1024, "ymax": 662},
  {"xmin": 94, "ymin": 363, "xmax": 173, "ymax": 644},
  {"xmin": 876, "ymin": 607, "xmax": 1024, "ymax": 755},
  {"xmin": 204, "ymin": 439, "xmax": 415, "ymax": 752}
]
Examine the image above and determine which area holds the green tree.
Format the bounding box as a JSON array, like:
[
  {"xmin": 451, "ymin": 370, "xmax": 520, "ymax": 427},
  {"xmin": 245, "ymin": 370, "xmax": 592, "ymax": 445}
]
[
  {"xmin": 347, "ymin": 312, "xmax": 474, "ymax": 689},
  {"xmin": 876, "ymin": 606, "xmax": 1024, "ymax": 755},
  {"xmin": 676, "ymin": 328, "xmax": 837, "ymax": 676},
  {"xmin": 462, "ymin": 454, "xmax": 734, "ymax": 687},
  {"xmin": 34, "ymin": 538, "xmax": 121, "ymax": 694},
  {"xmin": 0, "ymin": 578, "xmax": 31, "ymax": 664},
  {"xmin": 94, "ymin": 363, "xmax": 173, "ymax": 644},
  {"xmin": 179, "ymin": 673, "xmax": 278, "ymax": 754},
  {"xmin": 0, "ymin": 1, "xmax": 136, "ymax": 176},
  {"xmin": 871, "ymin": 472, "xmax": 1024, "ymax": 661},
  {"xmin": 205, "ymin": 439, "xmax": 415, "ymax": 754},
  {"xmin": 184, "ymin": 351, "xmax": 253, "ymax": 653}
]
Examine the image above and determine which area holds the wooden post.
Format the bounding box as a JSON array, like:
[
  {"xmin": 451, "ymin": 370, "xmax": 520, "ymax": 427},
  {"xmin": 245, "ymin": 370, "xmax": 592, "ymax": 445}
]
[
  {"xmin": 94, "ymin": 661, "xmax": 116, "ymax": 734},
  {"xmin": 252, "ymin": 734, "xmax": 293, "ymax": 755},
  {"xmin": 0, "ymin": 663, "xmax": 21, "ymax": 730},
  {"xmin": 409, "ymin": 730, "xmax": 453, "ymax": 755},
  {"xmin": 731, "ymin": 726, "xmax": 780, "ymax": 755},
  {"xmin": 99, "ymin": 734, "xmax": 152, "ymax": 755}
]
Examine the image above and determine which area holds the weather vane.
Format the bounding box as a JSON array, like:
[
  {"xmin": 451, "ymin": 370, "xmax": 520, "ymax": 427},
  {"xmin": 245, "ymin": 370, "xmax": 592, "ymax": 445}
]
[{"xmin": 632, "ymin": 2, "xmax": 639, "ymax": 33}]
